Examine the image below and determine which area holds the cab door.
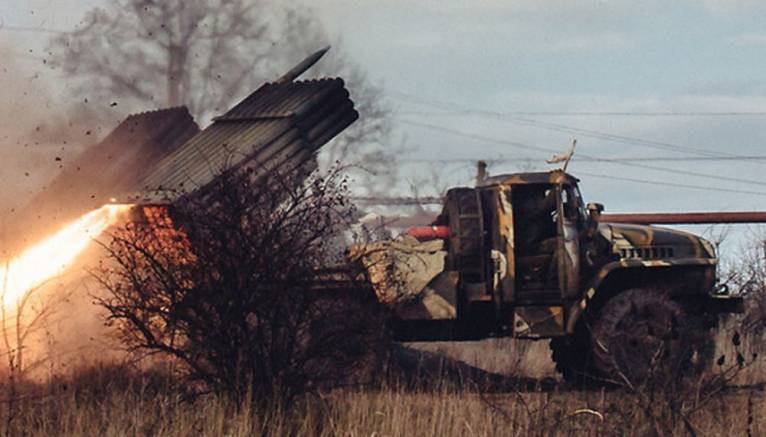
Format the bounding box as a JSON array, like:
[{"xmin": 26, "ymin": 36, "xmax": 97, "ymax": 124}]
[{"xmin": 556, "ymin": 184, "xmax": 582, "ymax": 299}]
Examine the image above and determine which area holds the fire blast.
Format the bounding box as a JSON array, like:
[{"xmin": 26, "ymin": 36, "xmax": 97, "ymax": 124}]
[{"xmin": 0, "ymin": 204, "xmax": 132, "ymax": 311}]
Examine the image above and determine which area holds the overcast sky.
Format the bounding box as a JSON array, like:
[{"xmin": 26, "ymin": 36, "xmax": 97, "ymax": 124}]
[{"xmin": 3, "ymin": 0, "xmax": 766, "ymax": 256}]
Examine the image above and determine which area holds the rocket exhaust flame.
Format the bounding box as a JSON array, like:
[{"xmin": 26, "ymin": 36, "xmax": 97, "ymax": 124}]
[{"xmin": 0, "ymin": 204, "xmax": 132, "ymax": 311}]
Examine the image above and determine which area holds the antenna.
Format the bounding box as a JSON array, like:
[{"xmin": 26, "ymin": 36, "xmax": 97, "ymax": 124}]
[
  {"xmin": 563, "ymin": 139, "xmax": 577, "ymax": 172},
  {"xmin": 546, "ymin": 139, "xmax": 577, "ymax": 172}
]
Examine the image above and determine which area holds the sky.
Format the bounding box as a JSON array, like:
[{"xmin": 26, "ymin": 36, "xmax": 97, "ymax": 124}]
[{"xmin": 3, "ymin": 0, "xmax": 766, "ymax": 257}]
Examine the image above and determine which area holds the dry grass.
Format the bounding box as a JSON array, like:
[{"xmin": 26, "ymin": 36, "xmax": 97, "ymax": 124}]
[
  {"xmin": 0, "ymin": 360, "xmax": 764, "ymax": 436},
  {"xmin": 1, "ymin": 317, "xmax": 764, "ymax": 436},
  {"xmin": 0, "ymin": 381, "xmax": 763, "ymax": 436}
]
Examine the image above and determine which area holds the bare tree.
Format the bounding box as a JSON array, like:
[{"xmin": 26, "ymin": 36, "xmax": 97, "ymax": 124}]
[
  {"xmin": 93, "ymin": 166, "xmax": 388, "ymax": 403},
  {"xmin": 48, "ymin": 0, "xmax": 394, "ymax": 188},
  {"xmin": 720, "ymin": 228, "xmax": 766, "ymax": 346},
  {"xmin": 0, "ymin": 269, "xmax": 69, "ymax": 378},
  {"xmin": 0, "ymin": 268, "xmax": 70, "ymax": 434},
  {"xmin": 49, "ymin": 0, "xmax": 271, "ymax": 119}
]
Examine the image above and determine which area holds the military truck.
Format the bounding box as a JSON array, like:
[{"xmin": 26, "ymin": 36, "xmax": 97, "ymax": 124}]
[{"xmin": 352, "ymin": 169, "xmax": 743, "ymax": 383}]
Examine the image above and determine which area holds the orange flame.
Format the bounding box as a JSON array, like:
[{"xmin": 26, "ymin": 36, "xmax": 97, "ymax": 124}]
[{"xmin": 0, "ymin": 204, "xmax": 132, "ymax": 310}]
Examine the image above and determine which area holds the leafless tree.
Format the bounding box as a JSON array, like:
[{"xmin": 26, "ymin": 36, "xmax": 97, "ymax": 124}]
[
  {"xmin": 48, "ymin": 0, "xmax": 394, "ymax": 189},
  {"xmin": 92, "ymin": 166, "xmax": 388, "ymax": 404},
  {"xmin": 719, "ymin": 228, "xmax": 766, "ymax": 346},
  {"xmin": 0, "ymin": 268, "xmax": 69, "ymax": 434},
  {"xmin": 0, "ymin": 270, "xmax": 68, "ymax": 378},
  {"xmin": 50, "ymin": 0, "xmax": 271, "ymax": 119}
]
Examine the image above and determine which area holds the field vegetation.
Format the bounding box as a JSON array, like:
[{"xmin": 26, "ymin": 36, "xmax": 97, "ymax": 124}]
[
  {"xmin": 0, "ymin": 349, "xmax": 764, "ymax": 437},
  {"xmin": 3, "ymin": 168, "xmax": 766, "ymax": 436}
]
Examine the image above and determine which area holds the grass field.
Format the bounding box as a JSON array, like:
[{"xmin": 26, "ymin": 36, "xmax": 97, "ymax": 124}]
[
  {"xmin": 2, "ymin": 333, "xmax": 765, "ymax": 437},
  {"xmin": 1, "ymin": 370, "xmax": 763, "ymax": 436}
]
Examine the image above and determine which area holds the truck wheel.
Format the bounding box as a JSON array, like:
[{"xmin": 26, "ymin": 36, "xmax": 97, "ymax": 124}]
[{"xmin": 591, "ymin": 288, "xmax": 713, "ymax": 386}]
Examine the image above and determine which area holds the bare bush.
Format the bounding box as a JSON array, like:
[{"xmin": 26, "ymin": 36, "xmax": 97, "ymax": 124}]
[
  {"xmin": 93, "ymin": 167, "xmax": 388, "ymax": 404},
  {"xmin": 721, "ymin": 230, "xmax": 766, "ymax": 340},
  {"xmin": 602, "ymin": 328, "xmax": 755, "ymax": 436}
]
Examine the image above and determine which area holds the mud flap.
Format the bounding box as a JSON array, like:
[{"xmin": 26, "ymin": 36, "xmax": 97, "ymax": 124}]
[{"xmin": 513, "ymin": 306, "xmax": 566, "ymax": 338}]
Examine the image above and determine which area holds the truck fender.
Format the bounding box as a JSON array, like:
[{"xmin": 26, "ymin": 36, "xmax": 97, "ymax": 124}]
[{"xmin": 565, "ymin": 257, "xmax": 717, "ymax": 334}]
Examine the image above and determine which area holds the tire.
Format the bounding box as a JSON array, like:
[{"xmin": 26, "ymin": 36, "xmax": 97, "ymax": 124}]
[{"xmin": 590, "ymin": 288, "xmax": 713, "ymax": 386}]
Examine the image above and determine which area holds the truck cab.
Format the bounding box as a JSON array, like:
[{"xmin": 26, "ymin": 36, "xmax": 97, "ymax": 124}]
[{"xmin": 429, "ymin": 171, "xmax": 584, "ymax": 338}]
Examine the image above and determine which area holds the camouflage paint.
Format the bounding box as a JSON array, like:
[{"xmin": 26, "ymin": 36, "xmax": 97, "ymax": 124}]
[
  {"xmin": 564, "ymin": 222, "xmax": 718, "ymax": 334},
  {"xmin": 494, "ymin": 186, "xmax": 516, "ymax": 305}
]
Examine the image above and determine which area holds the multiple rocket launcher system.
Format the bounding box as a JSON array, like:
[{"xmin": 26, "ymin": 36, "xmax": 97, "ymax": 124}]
[{"xmin": 4, "ymin": 47, "xmax": 356, "ymax": 250}]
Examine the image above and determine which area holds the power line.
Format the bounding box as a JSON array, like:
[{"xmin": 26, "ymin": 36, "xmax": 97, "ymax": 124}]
[
  {"xmin": 595, "ymin": 157, "xmax": 766, "ymax": 188},
  {"xmin": 391, "ymin": 93, "xmax": 766, "ymax": 185},
  {"xmin": 398, "ymin": 119, "xmax": 561, "ymax": 155},
  {"xmin": 401, "ymin": 155, "xmax": 766, "ymax": 164},
  {"xmin": 575, "ymin": 171, "xmax": 766, "ymax": 198},
  {"xmin": 353, "ymin": 172, "xmax": 766, "ymax": 206},
  {"xmin": 353, "ymin": 173, "xmax": 766, "ymax": 205},
  {"xmin": 586, "ymin": 155, "xmax": 766, "ymax": 162},
  {"xmin": 407, "ymin": 109, "xmax": 766, "ymax": 117},
  {"xmin": 397, "ymin": 118, "xmax": 766, "ymax": 190},
  {"xmin": 505, "ymin": 117, "xmax": 727, "ymax": 158},
  {"xmin": 390, "ymin": 92, "xmax": 766, "ymax": 117},
  {"xmin": 390, "ymin": 92, "xmax": 755, "ymax": 160}
]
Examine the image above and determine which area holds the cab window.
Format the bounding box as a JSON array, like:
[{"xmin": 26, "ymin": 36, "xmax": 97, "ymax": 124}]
[{"xmin": 561, "ymin": 185, "xmax": 583, "ymax": 223}]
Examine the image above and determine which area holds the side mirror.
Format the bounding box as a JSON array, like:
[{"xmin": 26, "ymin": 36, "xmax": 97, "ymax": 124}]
[{"xmin": 586, "ymin": 202, "xmax": 604, "ymax": 222}]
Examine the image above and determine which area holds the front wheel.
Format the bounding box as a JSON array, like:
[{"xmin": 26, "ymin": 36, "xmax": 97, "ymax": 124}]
[{"xmin": 590, "ymin": 288, "xmax": 714, "ymax": 386}]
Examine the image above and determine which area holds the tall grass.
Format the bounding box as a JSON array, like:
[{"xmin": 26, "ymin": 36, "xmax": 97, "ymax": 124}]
[{"xmin": 0, "ymin": 363, "xmax": 762, "ymax": 436}]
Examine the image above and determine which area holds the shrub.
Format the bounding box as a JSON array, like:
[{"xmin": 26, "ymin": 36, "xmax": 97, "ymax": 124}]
[{"xmin": 94, "ymin": 167, "xmax": 387, "ymax": 404}]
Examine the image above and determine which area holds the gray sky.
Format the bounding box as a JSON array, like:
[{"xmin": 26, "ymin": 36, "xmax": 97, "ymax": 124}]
[{"xmin": 3, "ymin": 0, "xmax": 766, "ymax": 257}]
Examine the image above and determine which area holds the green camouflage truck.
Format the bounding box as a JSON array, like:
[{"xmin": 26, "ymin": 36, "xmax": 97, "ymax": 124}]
[{"xmin": 352, "ymin": 169, "xmax": 743, "ymax": 383}]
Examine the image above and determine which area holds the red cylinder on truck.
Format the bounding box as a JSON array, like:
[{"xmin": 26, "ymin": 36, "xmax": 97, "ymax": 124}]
[{"xmin": 406, "ymin": 225, "xmax": 450, "ymax": 240}]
